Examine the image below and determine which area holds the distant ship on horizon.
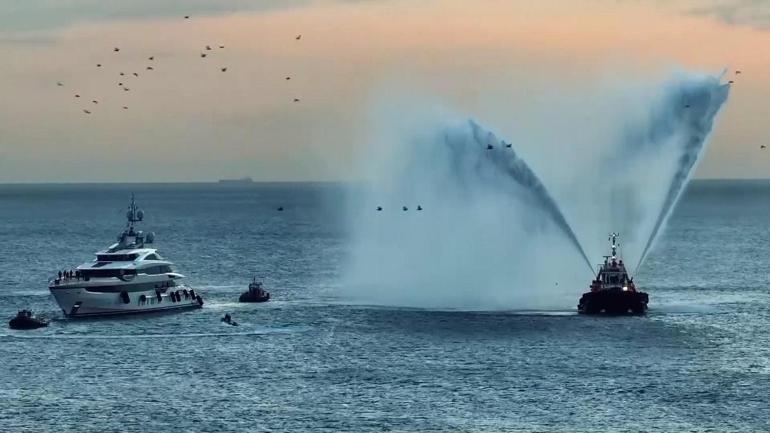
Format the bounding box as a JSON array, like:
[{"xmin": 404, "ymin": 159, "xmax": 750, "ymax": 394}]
[{"xmin": 217, "ymin": 177, "xmax": 254, "ymax": 185}]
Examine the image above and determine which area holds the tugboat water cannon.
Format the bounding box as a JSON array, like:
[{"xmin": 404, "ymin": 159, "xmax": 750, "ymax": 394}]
[{"xmin": 578, "ymin": 233, "xmax": 649, "ymax": 315}]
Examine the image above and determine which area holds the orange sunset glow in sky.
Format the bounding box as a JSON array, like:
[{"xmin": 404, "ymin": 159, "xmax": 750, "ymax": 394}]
[{"xmin": 0, "ymin": 0, "xmax": 768, "ymax": 182}]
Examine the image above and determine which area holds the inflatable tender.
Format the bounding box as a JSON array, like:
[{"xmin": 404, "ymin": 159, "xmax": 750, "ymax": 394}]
[
  {"xmin": 9, "ymin": 310, "xmax": 49, "ymax": 330},
  {"xmin": 221, "ymin": 313, "xmax": 238, "ymax": 326}
]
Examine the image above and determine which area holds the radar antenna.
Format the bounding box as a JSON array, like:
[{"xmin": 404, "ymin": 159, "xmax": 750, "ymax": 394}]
[
  {"xmin": 126, "ymin": 194, "xmax": 142, "ymax": 230},
  {"xmin": 114, "ymin": 194, "xmax": 147, "ymax": 250}
]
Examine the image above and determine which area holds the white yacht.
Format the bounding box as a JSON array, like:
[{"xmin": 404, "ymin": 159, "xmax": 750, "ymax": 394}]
[{"xmin": 49, "ymin": 195, "xmax": 203, "ymax": 318}]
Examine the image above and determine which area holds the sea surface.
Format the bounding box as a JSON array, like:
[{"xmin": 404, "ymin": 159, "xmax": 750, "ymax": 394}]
[{"xmin": 1, "ymin": 181, "xmax": 769, "ymax": 433}]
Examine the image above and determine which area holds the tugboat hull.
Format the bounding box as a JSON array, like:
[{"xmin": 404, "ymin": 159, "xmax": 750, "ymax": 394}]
[
  {"xmin": 578, "ymin": 289, "xmax": 648, "ymax": 315},
  {"xmin": 238, "ymin": 292, "xmax": 270, "ymax": 303}
]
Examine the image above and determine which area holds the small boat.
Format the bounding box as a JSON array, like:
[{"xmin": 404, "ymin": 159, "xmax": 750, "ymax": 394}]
[
  {"xmin": 9, "ymin": 310, "xmax": 49, "ymax": 330},
  {"xmin": 217, "ymin": 177, "xmax": 254, "ymax": 186},
  {"xmin": 238, "ymin": 278, "xmax": 271, "ymax": 303},
  {"xmin": 221, "ymin": 313, "xmax": 238, "ymax": 326},
  {"xmin": 578, "ymin": 233, "xmax": 649, "ymax": 315}
]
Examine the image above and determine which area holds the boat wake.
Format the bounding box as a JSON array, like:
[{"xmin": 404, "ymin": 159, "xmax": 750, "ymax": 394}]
[{"xmin": 0, "ymin": 327, "xmax": 306, "ymax": 340}]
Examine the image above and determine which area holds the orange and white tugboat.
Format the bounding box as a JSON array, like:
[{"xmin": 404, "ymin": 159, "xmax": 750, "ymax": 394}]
[{"xmin": 578, "ymin": 233, "xmax": 648, "ymax": 315}]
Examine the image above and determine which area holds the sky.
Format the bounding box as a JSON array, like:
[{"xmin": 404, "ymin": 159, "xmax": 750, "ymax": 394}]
[{"xmin": 0, "ymin": 0, "xmax": 769, "ymax": 182}]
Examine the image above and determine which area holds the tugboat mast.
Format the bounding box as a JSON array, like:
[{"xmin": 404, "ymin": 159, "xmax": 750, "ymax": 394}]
[{"xmin": 609, "ymin": 232, "xmax": 619, "ymax": 259}]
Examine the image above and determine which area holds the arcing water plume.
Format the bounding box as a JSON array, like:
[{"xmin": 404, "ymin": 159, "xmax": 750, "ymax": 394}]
[
  {"xmin": 465, "ymin": 120, "xmax": 593, "ymax": 272},
  {"xmin": 631, "ymin": 76, "xmax": 730, "ymax": 270},
  {"xmin": 343, "ymin": 113, "xmax": 592, "ymax": 310},
  {"xmin": 555, "ymin": 73, "xmax": 729, "ymax": 273}
]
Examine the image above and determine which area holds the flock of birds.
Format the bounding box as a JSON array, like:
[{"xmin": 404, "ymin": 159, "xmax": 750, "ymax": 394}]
[
  {"xmin": 276, "ymin": 205, "xmax": 424, "ymax": 212},
  {"xmin": 54, "ymin": 20, "xmax": 763, "ymax": 203},
  {"xmin": 374, "ymin": 205, "xmax": 423, "ymax": 212},
  {"xmin": 726, "ymin": 70, "xmax": 765, "ymax": 151},
  {"xmin": 366, "ymin": 137, "xmax": 515, "ymax": 212},
  {"xmin": 358, "ymin": 70, "xmax": 754, "ymax": 213},
  {"xmin": 57, "ymin": 14, "xmax": 304, "ymax": 115}
]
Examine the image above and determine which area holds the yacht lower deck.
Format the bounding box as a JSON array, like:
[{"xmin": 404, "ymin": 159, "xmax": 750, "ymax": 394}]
[{"xmin": 49, "ymin": 284, "xmax": 203, "ymax": 318}]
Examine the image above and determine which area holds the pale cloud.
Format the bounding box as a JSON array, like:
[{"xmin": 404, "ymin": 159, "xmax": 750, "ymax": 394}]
[
  {"xmin": 687, "ymin": 0, "xmax": 770, "ymax": 30},
  {"xmin": 0, "ymin": 0, "xmax": 314, "ymax": 32}
]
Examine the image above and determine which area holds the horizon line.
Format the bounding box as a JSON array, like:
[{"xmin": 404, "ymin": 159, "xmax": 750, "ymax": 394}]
[{"xmin": 0, "ymin": 178, "xmax": 768, "ymax": 186}]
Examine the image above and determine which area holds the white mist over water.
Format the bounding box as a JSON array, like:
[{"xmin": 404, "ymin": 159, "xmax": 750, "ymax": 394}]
[
  {"xmin": 343, "ymin": 72, "xmax": 729, "ymax": 310},
  {"xmin": 563, "ymin": 73, "xmax": 730, "ymax": 273}
]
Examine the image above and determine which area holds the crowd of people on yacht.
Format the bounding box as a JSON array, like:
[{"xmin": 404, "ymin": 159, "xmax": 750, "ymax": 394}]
[{"xmin": 53, "ymin": 269, "xmax": 81, "ymax": 285}]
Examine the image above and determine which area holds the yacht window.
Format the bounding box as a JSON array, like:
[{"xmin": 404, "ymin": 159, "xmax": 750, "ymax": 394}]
[
  {"xmin": 96, "ymin": 253, "xmax": 138, "ymax": 262},
  {"xmin": 144, "ymin": 254, "xmax": 160, "ymax": 261},
  {"xmin": 141, "ymin": 265, "xmax": 173, "ymax": 275},
  {"xmin": 81, "ymin": 269, "xmax": 137, "ymax": 279}
]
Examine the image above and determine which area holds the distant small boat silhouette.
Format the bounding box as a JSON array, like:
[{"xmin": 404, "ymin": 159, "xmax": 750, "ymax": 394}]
[{"xmin": 218, "ymin": 177, "xmax": 253, "ymax": 185}]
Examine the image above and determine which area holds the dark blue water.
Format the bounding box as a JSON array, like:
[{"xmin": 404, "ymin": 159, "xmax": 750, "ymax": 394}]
[{"xmin": 1, "ymin": 181, "xmax": 769, "ymax": 432}]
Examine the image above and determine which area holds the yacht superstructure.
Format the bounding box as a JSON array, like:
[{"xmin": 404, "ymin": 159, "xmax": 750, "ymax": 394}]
[{"xmin": 49, "ymin": 196, "xmax": 203, "ymax": 318}]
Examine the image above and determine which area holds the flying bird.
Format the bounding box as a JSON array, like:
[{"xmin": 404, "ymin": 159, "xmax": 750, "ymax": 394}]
[
  {"xmin": 148, "ymin": 56, "xmax": 154, "ymax": 61},
  {"xmin": 376, "ymin": 206, "xmax": 382, "ymax": 211},
  {"xmin": 123, "ymin": 87, "xmax": 130, "ymax": 91},
  {"xmin": 96, "ymin": 64, "xmax": 102, "ymax": 67},
  {"xmin": 133, "ymin": 72, "xmax": 139, "ymax": 77},
  {"xmin": 184, "ymin": 15, "xmax": 190, "ymax": 19},
  {"xmin": 118, "ymin": 82, "xmax": 123, "ymax": 86},
  {"xmin": 146, "ymin": 66, "xmax": 154, "ymax": 70},
  {"xmin": 277, "ymin": 206, "xmax": 284, "ymax": 212},
  {"xmin": 285, "ymin": 76, "xmax": 291, "ymax": 80},
  {"xmin": 761, "ymin": 145, "xmax": 766, "ymax": 149},
  {"xmin": 83, "ymin": 109, "xmax": 91, "ymax": 114},
  {"xmin": 728, "ymin": 80, "xmax": 734, "ymax": 84},
  {"xmin": 417, "ymin": 205, "xmax": 423, "ymax": 211},
  {"xmin": 402, "ymin": 206, "xmax": 408, "ymax": 211},
  {"xmin": 218, "ymin": 45, "xmax": 225, "ymax": 49},
  {"xmin": 74, "ymin": 94, "xmax": 80, "ymax": 98},
  {"xmin": 736, "ymin": 70, "xmax": 742, "ymax": 74},
  {"xmin": 57, "ymin": 82, "xmax": 63, "ymax": 86},
  {"xmin": 293, "ymin": 98, "xmax": 300, "ymax": 102},
  {"xmin": 486, "ymin": 144, "xmax": 494, "ymax": 150},
  {"xmin": 92, "ymin": 100, "xmax": 98, "ymax": 104},
  {"xmin": 201, "ymin": 53, "xmax": 207, "ymax": 58},
  {"xmin": 206, "ymin": 45, "xmax": 212, "ymax": 50},
  {"xmin": 504, "ymin": 141, "xmax": 512, "ymax": 148},
  {"xmin": 296, "ymin": 35, "xmax": 302, "ymax": 40},
  {"xmin": 123, "ymin": 106, "xmax": 128, "ymax": 110},
  {"xmin": 119, "ymin": 72, "xmax": 125, "ymax": 76},
  {"xmin": 113, "ymin": 47, "xmax": 120, "ymax": 52},
  {"xmin": 221, "ymin": 67, "xmax": 227, "ymax": 72}
]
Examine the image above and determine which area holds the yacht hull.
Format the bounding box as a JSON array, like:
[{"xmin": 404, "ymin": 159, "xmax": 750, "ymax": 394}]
[{"xmin": 49, "ymin": 285, "xmax": 203, "ymax": 318}]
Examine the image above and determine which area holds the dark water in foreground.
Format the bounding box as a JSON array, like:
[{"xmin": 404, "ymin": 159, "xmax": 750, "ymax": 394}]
[{"xmin": 1, "ymin": 181, "xmax": 769, "ymax": 433}]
